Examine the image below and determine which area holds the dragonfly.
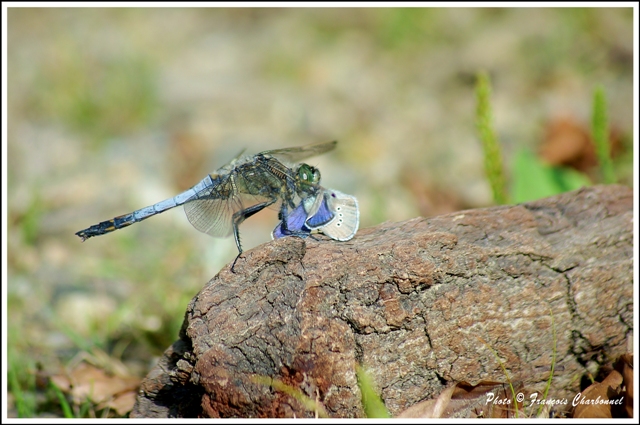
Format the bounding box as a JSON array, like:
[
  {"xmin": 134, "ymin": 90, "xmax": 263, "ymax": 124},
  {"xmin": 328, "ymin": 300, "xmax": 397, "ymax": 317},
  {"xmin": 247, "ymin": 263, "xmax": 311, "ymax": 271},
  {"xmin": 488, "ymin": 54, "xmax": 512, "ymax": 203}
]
[
  {"xmin": 75, "ymin": 141, "xmax": 338, "ymax": 270},
  {"xmin": 272, "ymin": 188, "xmax": 359, "ymax": 242}
]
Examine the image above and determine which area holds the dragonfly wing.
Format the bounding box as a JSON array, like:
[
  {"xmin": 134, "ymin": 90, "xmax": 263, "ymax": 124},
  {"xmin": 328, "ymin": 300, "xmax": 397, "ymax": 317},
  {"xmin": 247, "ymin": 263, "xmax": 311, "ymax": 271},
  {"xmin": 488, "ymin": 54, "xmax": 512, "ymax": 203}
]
[
  {"xmin": 262, "ymin": 141, "xmax": 337, "ymax": 165},
  {"xmin": 184, "ymin": 171, "xmax": 278, "ymax": 238},
  {"xmin": 183, "ymin": 195, "xmax": 239, "ymax": 238}
]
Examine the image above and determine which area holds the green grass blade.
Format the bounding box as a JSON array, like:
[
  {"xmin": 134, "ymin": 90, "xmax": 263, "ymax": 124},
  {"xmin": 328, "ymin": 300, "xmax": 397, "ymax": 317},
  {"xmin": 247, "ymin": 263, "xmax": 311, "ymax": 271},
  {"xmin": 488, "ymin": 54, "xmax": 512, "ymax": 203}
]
[
  {"xmin": 251, "ymin": 375, "xmax": 329, "ymax": 418},
  {"xmin": 476, "ymin": 71, "xmax": 509, "ymax": 205},
  {"xmin": 477, "ymin": 336, "xmax": 519, "ymax": 418},
  {"xmin": 536, "ymin": 308, "xmax": 557, "ymax": 417},
  {"xmin": 8, "ymin": 366, "xmax": 36, "ymax": 418},
  {"xmin": 78, "ymin": 397, "xmax": 93, "ymax": 418},
  {"xmin": 592, "ymin": 86, "xmax": 616, "ymax": 184},
  {"xmin": 356, "ymin": 365, "xmax": 391, "ymax": 418},
  {"xmin": 49, "ymin": 381, "xmax": 75, "ymax": 418}
]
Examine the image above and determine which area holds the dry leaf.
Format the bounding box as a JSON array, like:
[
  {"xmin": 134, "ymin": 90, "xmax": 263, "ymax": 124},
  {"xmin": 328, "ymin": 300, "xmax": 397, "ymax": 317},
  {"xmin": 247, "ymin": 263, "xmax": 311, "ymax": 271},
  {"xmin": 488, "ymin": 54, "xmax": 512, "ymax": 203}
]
[
  {"xmin": 396, "ymin": 381, "xmax": 523, "ymax": 418},
  {"xmin": 73, "ymin": 363, "xmax": 139, "ymax": 403},
  {"xmin": 540, "ymin": 115, "xmax": 623, "ymax": 174},
  {"xmin": 540, "ymin": 116, "xmax": 595, "ymax": 172},
  {"xmin": 50, "ymin": 361, "xmax": 140, "ymax": 416},
  {"xmin": 397, "ymin": 383, "xmax": 457, "ymax": 418},
  {"xmin": 573, "ymin": 369, "xmax": 623, "ymax": 418},
  {"xmin": 50, "ymin": 374, "xmax": 72, "ymax": 392},
  {"xmin": 97, "ymin": 389, "xmax": 139, "ymax": 416},
  {"xmin": 480, "ymin": 382, "xmax": 525, "ymax": 418},
  {"xmin": 396, "ymin": 397, "xmax": 438, "ymax": 418},
  {"xmin": 616, "ymin": 353, "xmax": 633, "ymax": 418}
]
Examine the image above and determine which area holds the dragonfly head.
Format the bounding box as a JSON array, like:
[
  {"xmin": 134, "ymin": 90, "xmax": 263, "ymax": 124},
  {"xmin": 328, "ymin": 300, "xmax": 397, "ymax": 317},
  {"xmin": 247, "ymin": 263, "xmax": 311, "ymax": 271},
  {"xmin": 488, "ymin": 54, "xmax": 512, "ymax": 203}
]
[
  {"xmin": 293, "ymin": 163, "xmax": 322, "ymax": 201},
  {"xmin": 296, "ymin": 163, "xmax": 321, "ymax": 186}
]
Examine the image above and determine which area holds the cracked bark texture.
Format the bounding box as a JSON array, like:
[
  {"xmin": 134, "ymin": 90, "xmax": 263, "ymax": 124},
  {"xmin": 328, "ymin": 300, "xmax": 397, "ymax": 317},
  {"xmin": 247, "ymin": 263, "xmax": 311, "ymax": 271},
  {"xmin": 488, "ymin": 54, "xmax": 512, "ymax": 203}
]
[{"xmin": 131, "ymin": 184, "xmax": 633, "ymax": 418}]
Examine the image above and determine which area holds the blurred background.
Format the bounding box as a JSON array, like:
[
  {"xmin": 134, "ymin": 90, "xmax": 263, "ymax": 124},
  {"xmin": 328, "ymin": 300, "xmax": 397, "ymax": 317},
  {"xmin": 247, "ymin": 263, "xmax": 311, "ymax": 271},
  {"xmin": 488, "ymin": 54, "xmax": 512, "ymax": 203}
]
[{"xmin": 5, "ymin": 7, "xmax": 634, "ymax": 417}]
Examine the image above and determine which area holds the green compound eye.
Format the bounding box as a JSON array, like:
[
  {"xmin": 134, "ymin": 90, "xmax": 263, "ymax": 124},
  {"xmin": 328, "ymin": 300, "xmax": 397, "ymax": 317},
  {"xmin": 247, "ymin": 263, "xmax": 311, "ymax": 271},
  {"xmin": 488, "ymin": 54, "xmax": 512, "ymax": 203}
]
[{"xmin": 298, "ymin": 163, "xmax": 321, "ymax": 184}]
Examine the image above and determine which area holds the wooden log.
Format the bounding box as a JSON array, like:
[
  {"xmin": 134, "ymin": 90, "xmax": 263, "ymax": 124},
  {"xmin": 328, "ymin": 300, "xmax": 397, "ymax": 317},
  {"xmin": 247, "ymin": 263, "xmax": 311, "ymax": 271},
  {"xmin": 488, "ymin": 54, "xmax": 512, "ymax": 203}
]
[{"xmin": 131, "ymin": 184, "xmax": 633, "ymax": 418}]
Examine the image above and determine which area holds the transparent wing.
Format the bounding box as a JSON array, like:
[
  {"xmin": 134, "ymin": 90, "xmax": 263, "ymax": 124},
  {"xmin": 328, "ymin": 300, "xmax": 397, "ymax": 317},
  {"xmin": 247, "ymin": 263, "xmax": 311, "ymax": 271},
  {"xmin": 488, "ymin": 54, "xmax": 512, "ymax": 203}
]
[
  {"xmin": 183, "ymin": 193, "xmax": 240, "ymax": 238},
  {"xmin": 261, "ymin": 141, "xmax": 337, "ymax": 165},
  {"xmin": 184, "ymin": 169, "xmax": 277, "ymax": 238}
]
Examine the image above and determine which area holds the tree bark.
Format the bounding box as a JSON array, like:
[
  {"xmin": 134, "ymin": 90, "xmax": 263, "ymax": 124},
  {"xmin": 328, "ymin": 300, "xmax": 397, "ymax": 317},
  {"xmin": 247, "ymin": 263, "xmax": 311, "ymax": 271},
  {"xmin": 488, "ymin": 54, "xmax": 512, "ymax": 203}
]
[{"xmin": 131, "ymin": 184, "xmax": 633, "ymax": 418}]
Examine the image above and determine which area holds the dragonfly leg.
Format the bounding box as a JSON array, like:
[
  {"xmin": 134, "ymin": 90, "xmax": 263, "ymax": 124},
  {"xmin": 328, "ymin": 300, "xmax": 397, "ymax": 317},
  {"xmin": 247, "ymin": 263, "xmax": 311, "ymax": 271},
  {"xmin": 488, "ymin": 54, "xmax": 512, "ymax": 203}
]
[
  {"xmin": 230, "ymin": 253, "xmax": 242, "ymax": 273},
  {"xmin": 230, "ymin": 199, "xmax": 277, "ymax": 273}
]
